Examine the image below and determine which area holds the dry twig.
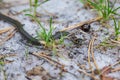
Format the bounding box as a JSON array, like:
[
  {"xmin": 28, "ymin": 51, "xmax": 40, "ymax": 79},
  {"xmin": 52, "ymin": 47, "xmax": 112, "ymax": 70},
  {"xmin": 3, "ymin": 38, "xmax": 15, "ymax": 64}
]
[
  {"xmin": 60, "ymin": 16, "xmax": 102, "ymax": 32},
  {"xmin": 78, "ymin": 69, "xmax": 99, "ymax": 80},
  {"xmin": 91, "ymin": 37, "xmax": 99, "ymax": 72},
  {"xmin": 111, "ymin": 67, "xmax": 120, "ymax": 72},
  {"xmin": 99, "ymin": 61, "xmax": 120, "ymax": 75},
  {"xmin": 0, "ymin": 27, "xmax": 16, "ymax": 45},
  {"xmin": 0, "ymin": 27, "xmax": 14, "ymax": 34},
  {"xmin": 0, "ymin": 31, "xmax": 16, "ymax": 45},
  {"xmin": 88, "ymin": 37, "xmax": 93, "ymax": 71},
  {"xmin": 31, "ymin": 52, "xmax": 65, "ymax": 70},
  {"xmin": 110, "ymin": 39, "xmax": 120, "ymax": 45},
  {"xmin": 87, "ymin": 37, "xmax": 100, "ymax": 79},
  {"xmin": 0, "ymin": 53, "xmax": 16, "ymax": 59}
]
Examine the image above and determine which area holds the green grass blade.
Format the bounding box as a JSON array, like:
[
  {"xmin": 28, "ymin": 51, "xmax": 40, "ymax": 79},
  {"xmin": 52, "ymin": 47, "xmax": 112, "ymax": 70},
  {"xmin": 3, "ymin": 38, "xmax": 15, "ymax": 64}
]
[
  {"xmin": 46, "ymin": 17, "xmax": 53, "ymax": 42},
  {"xmin": 112, "ymin": 6, "xmax": 120, "ymax": 13},
  {"xmin": 34, "ymin": 0, "xmax": 38, "ymax": 5},
  {"xmin": 113, "ymin": 17, "xmax": 119, "ymax": 36},
  {"xmin": 38, "ymin": 0, "xmax": 49, "ymax": 6},
  {"xmin": 87, "ymin": 0, "xmax": 101, "ymax": 10}
]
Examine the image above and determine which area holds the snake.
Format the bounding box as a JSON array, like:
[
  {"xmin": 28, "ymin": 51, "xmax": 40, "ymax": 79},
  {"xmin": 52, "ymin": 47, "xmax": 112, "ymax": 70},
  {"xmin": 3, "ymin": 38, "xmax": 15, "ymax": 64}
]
[
  {"xmin": 0, "ymin": 13, "xmax": 69, "ymax": 45},
  {"xmin": 0, "ymin": 13, "xmax": 42, "ymax": 45}
]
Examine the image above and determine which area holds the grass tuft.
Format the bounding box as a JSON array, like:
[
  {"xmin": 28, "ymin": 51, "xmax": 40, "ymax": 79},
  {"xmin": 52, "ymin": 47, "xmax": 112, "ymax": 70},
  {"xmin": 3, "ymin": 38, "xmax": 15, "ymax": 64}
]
[
  {"xmin": 84, "ymin": 0, "xmax": 120, "ymax": 21},
  {"xmin": 36, "ymin": 17, "xmax": 54, "ymax": 45}
]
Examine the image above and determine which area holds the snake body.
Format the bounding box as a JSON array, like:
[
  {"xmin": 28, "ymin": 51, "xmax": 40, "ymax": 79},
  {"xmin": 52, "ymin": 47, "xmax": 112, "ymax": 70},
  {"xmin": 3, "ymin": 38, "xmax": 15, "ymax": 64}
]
[{"xmin": 0, "ymin": 13, "xmax": 42, "ymax": 45}]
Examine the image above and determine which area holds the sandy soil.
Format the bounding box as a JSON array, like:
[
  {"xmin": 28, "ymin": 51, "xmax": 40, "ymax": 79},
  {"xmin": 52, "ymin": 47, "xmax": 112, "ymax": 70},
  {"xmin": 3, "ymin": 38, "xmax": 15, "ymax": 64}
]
[{"xmin": 0, "ymin": 0, "xmax": 120, "ymax": 80}]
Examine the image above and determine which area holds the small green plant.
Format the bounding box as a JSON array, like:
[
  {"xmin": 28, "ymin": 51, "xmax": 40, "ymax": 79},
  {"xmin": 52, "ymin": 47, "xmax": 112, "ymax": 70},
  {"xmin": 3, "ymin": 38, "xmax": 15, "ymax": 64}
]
[
  {"xmin": 36, "ymin": 17, "xmax": 54, "ymax": 45},
  {"xmin": 86, "ymin": 0, "xmax": 120, "ymax": 21},
  {"xmin": 28, "ymin": 0, "xmax": 49, "ymax": 17},
  {"xmin": 113, "ymin": 18, "xmax": 120, "ymax": 40}
]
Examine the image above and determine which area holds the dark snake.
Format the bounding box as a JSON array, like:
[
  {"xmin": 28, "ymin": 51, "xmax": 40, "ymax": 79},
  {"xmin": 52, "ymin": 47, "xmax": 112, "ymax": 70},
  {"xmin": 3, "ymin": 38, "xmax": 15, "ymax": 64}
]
[
  {"xmin": 0, "ymin": 13, "xmax": 42, "ymax": 45},
  {"xmin": 0, "ymin": 13, "xmax": 69, "ymax": 45}
]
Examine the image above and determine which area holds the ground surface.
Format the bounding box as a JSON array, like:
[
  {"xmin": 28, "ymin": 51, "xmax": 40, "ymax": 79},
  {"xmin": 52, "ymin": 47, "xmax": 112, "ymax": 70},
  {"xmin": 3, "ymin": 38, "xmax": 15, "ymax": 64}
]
[{"xmin": 0, "ymin": 0, "xmax": 120, "ymax": 80}]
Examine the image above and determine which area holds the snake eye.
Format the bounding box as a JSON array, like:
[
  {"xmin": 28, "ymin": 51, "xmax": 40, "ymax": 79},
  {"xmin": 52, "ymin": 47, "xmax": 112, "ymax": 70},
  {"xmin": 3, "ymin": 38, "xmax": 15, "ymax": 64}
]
[{"xmin": 81, "ymin": 24, "xmax": 91, "ymax": 32}]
